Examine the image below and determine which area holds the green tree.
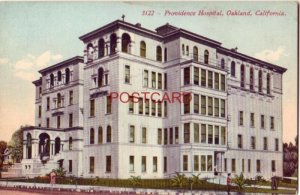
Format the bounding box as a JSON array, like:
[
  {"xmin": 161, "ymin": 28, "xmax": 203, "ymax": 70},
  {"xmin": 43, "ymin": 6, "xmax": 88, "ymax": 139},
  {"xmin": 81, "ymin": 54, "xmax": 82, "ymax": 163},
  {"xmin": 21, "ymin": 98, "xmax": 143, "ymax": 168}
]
[
  {"xmin": 189, "ymin": 173, "xmax": 201, "ymax": 190},
  {"xmin": 0, "ymin": 141, "xmax": 8, "ymax": 169},
  {"xmin": 232, "ymin": 173, "xmax": 246, "ymax": 191},
  {"xmin": 171, "ymin": 172, "xmax": 188, "ymax": 189},
  {"xmin": 283, "ymin": 136, "xmax": 298, "ymax": 176},
  {"xmin": 8, "ymin": 126, "xmax": 26, "ymax": 163}
]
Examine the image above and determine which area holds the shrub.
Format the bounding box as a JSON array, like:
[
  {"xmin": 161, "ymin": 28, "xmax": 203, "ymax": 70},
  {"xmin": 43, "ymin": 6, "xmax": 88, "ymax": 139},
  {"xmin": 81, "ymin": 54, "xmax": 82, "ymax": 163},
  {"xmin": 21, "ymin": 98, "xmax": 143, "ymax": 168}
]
[{"xmin": 232, "ymin": 173, "xmax": 246, "ymax": 191}]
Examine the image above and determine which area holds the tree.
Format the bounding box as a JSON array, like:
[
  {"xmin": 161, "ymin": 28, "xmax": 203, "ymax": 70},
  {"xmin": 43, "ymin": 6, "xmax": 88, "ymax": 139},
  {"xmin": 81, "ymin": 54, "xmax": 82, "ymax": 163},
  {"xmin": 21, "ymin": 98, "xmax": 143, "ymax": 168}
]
[
  {"xmin": 189, "ymin": 173, "xmax": 201, "ymax": 190},
  {"xmin": 232, "ymin": 173, "xmax": 246, "ymax": 191},
  {"xmin": 283, "ymin": 136, "xmax": 298, "ymax": 176},
  {"xmin": 0, "ymin": 141, "xmax": 7, "ymax": 169},
  {"xmin": 8, "ymin": 126, "xmax": 26, "ymax": 163},
  {"xmin": 171, "ymin": 172, "xmax": 188, "ymax": 189}
]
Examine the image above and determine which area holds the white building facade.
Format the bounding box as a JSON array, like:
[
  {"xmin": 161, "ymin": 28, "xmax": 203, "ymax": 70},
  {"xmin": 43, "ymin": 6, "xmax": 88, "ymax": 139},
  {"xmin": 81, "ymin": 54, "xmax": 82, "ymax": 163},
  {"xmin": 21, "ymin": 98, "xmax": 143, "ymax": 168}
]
[{"xmin": 22, "ymin": 20, "xmax": 286, "ymax": 180}]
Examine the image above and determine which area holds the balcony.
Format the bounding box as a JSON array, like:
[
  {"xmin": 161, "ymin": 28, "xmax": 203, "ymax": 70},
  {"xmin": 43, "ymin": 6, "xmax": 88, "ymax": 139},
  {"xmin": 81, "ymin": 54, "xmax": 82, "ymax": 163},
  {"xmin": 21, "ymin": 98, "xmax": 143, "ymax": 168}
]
[
  {"xmin": 90, "ymin": 85, "xmax": 109, "ymax": 99},
  {"xmin": 51, "ymin": 106, "xmax": 65, "ymax": 116}
]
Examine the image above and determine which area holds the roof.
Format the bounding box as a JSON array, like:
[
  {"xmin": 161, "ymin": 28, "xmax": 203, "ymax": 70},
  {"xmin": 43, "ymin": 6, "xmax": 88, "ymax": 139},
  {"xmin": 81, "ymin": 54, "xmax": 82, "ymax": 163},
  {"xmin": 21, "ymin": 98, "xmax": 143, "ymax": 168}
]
[{"xmin": 38, "ymin": 56, "xmax": 83, "ymax": 75}]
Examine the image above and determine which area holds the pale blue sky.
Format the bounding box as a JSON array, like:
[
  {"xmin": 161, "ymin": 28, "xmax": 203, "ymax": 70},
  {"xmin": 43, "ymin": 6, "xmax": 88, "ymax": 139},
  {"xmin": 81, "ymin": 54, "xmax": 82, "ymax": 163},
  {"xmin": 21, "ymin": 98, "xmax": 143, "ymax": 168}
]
[{"xmin": 0, "ymin": 1, "xmax": 297, "ymax": 143}]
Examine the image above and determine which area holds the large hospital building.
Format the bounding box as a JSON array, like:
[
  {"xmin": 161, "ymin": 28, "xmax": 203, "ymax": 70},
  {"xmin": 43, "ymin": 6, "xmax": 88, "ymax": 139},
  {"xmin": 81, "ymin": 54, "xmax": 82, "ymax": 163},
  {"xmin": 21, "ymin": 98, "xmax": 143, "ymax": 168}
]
[{"xmin": 20, "ymin": 19, "xmax": 286, "ymax": 179}]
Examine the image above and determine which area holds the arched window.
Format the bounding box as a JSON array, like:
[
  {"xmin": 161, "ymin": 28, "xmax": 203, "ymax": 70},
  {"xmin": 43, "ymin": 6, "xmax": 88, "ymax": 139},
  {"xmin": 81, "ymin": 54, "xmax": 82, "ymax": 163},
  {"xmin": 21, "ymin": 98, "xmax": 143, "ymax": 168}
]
[
  {"xmin": 65, "ymin": 68, "xmax": 70, "ymax": 84},
  {"xmin": 69, "ymin": 137, "xmax": 73, "ymax": 150},
  {"xmin": 87, "ymin": 43, "xmax": 94, "ymax": 60},
  {"xmin": 50, "ymin": 74, "xmax": 54, "ymax": 87},
  {"xmin": 258, "ymin": 70, "xmax": 263, "ymax": 92},
  {"xmin": 204, "ymin": 50, "xmax": 209, "ymax": 64},
  {"xmin": 98, "ymin": 39, "xmax": 105, "ymax": 58},
  {"xmin": 26, "ymin": 133, "xmax": 32, "ymax": 159},
  {"xmin": 186, "ymin": 46, "xmax": 189, "ymax": 56},
  {"xmin": 121, "ymin": 33, "xmax": 131, "ymax": 53},
  {"xmin": 57, "ymin": 71, "xmax": 62, "ymax": 82},
  {"xmin": 164, "ymin": 48, "xmax": 168, "ymax": 62},
  {"xmin": 240, "ymin": 64, "xmax": 245, "ymax": 88},
  {"xmin": 221, "ymin": 59, "xmax": 225, "ymax": 69},
  {"xmin": 90, "ymin": 128, "xmax": 95, "ymax": 144},
  {"xmin": 54, "ymin": 137, "xmax": 61, "ymax": 154},
  {"xmin": 140, "ymin": 41, "xmax": 146, "ymax": 58},
  {"xmin": 110, "ymin": 33, "xmax": 117, "ymax": 54},
  {"xmin": 57, "ymin": 93, "xmax": 62, "ymax": 108},
  {"xmin": 267, "ymin": 73, "xmax": 271, "ymax": 94},
  {"xmin": 98, "ymin": 126, "xmax": 103, "ymax": 144},
  {"xmin": 231, "ymin": 61, "xmax": 236, "ymax": 77},
  {"xmin": 107, "ymin": 125, "xmax": 112, "ymax": 143},
  {"xmin": 98, "ymin": 67, "xmax": 104, "ymax": 87},
  {"xmin": 182, "ymin": 44, "xmax": 185, "ymax": 55},
  {"xmin": 193, "ymin": 46, "xmax": 198, "ymax": 61},
  {"xmin": 250, "ymin": 67, "xmax": 254, "ymax": 90},
  {"xmin": 156, "ymin": 46, "xmax": 162, "ymax": 62}
]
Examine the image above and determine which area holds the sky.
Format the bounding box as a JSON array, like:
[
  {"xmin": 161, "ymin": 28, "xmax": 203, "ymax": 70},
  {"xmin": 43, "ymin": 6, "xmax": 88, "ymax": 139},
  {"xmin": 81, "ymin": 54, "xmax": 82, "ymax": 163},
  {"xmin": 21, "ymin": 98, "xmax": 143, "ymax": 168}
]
[{"xmin": 0, "ymin": 1, "xmax": 298, "ymax": 143}]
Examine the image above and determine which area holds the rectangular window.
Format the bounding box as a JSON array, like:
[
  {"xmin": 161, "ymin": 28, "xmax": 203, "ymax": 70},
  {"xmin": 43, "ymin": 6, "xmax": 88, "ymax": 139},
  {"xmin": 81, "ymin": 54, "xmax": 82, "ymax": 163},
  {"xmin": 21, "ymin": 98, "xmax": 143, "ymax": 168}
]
[
  {"xmin": 184, "ymin": 123, "xmax": 190, "ymax": 143},
  {"xmin": 214, "ymin": 126, "xmax": 219, "ymax": 145},
  {"xmin": 129, "ymin": 125, "xmax": 135, "ymax": 143},
  {"xmin": 242, "ymin": 159, "xmax": 245, "ymax": 172},
  {"xmin": 129, "ymin": 96, "xmax": 134, "ymax": 113},
  {"xmin": 69, "ymin": 113, "xmax": 73, "ymax": 128},
  {"xmin": 208, "ymin": 125, "xmax": 213, "ymax": 144},
  {"xmin": 194, "ymin": 123, "xmax": 199, "ymax": 143},
  {"xmin": 152, "ymin": 71, "xmax": 156, "ymax": 88},
  {"xmin": 184, "ymin": 67, "xmax": 190, "ymax": 85},
  {"xmin": 208, "ymin": 71, "xmax": 213, "ymax": 88},
  {"xmin": 90, "ymin": 156, "xmax": 95, "ymax": 173},
  {"xmin": 201, "ymin": 124, "xmax": 206, "ymax": 144},
  {"xmin": 214, "ymin": 98, "xmax": 219, "ymax": 117},
  {"xmin": 275, "ymin": 138, "xmax": 279, "ymax": 151},
  {"xmin": 221, "ymin": 127, "xmax": 226, "ymax": 145},
  {"xmin": 105, "ymin": 74, "xmax": 108, "ymax": 85},
  {"xmin": 261, "ymin": 115, "xmax": 265, "ymax": 129},
  {"xmin": 151, "ymin": 100, "xmax": 156, "ymax": 116},
  {"xmin": 208, "ymin": 97, "xmax": 213, "ymax": 116},
  {"xmin": 207, "ymin": 155, "xmax": 212, "ymax": 171},
  {"xmin": 47, "ymin": 97, "xmax": 50, "ymax": 110},
  {"xmin": 256, "ymin": 160, "xmax": 261, "ymax": 172},
  {"xmin": 157, "ymin": 101, "xmax": 162, "ymax": 117},
  {"xmin": 272, "ymin": 160, "xmax": 276, "ymax": 172},
  {"xmin": 224, "ymin": 158, "xmax": 227, "ymax": 172},
  {"xmin": 183, "ymin": 155, "xmax": 188, "ymax": 171},
  {"xmin": 164, "ymin": 73, "xmax": 167, "ymax": 89},
  {"xmin": 184, "ymin": 94, "xmax": 190, "ymax": 114},
  {"xmin": 157, "ymin": 128, "xmax": 162, "ymax": 145},
  {"xmin": 164, "ymin": 156, "xmax": 167, "ymax": 172},
  {"xmin": 214, "ymin": 72, "xmax": 219, "ymax": 90},
  {"xmin": 194, "ymin": 67, "xmax": 199, "ymax": 85},
  {"xmin": 239, "ymin": 111, "xmax": 244, "ymax": 126},
  {"xmin": 164, "ymin": 128, "xmax": 168, "ymax": 145},
  {"xmin": 232, "ymin": 159, "xmax": 236, "ymax": 172},
  {"xmin": 69, "ymin": 90, "xmax": 73, "ymax": 105},
  {"xmin": 201, "ymin": 95, "xmax": 206, "ymax": 115},
  {"xmin": 158, "ymin": 73, "xmax": 162, "ymax": 89},
  {"xmin": 142, "ymin": 156, "xmax": 147, "ymax": 172},
  {"xmin": 270, "ymin": 116, "xmax": 274, "ymax": 130},
  {"xmin": 106, "ymin": 156, "xmax": 111, "ymax": 172},
  {"xmin": 248, "ymin": 159, "xmax": 251, "ymax": 173},
  {"xmin": 175, "ymin": 127, "xmax": 179, "ymax": 144},
  {"xmin": 142, "ymin": 127, "xmax": 147, "ymax": 144},
  {"xmin": 57, "ymin": 116, "xmax": 60, "ymax": 128},
  {"xmin": 250, "ymin": 113, "xmax": 255, "ymax": 127},
  {"xmin": 90, "ymin": 99, "xmax": 95, "ymax": 117},
  {"xmin": 69, "ymin": 160, "xmax": 72, "ymax": 173},
  {"xmin": 220, "ymin": 99, "xmax": 225, "ymax": 117},
  {"xmin": 143, "ymin": 70, "xmax": 148, "ymax": 87},
  {"xmin": 145, "ymin": 99, "xmax": 150, "ymax": 115},
  {"xmin": 46, "ymin": 118, "xmax": 50, "ymax": 128},
  {"xmin": 201, "ymin": 69, "xmax": 206, "ymax": 87},
  {"xmin": 129, "ymin": 156, "xmax": 134, "ymax": 172},
  {"xmin": 38, "ymin": 105, "xmax": 42, "ymax": 118},
  {"xmin": 194, "ymin": 94, "xmax": 199, "ymax": 114},
  {"xmin": 125, "ymin": 65, "xmax": 130, "ymax": 83},
  {"xmin": 194, "ymin": 155, "xmax": 199, "ymax": 171},
  {"xmin": 106, "ymin": 96, "xmax": 111, "ymax": 114},
  {"xmin": 238, "ymin": 134, "xmax": 243, "ymax": 148},
  {"xmin": 139, "ymin": 98, "xmax": 143, "ymax": 114},
  {"xmin": 264, "ymin": 137, "xmax": 268, "ymax": 150},
  {"xmin": 153, "ymin": 157, "xmax": 158, "ymax": 172},
  {"xmin": 251, "ymin": 136, "xmax": 256, "ymax": 149},
  {"xmin": 164, "ymin": 101, "xmax": 167, "ymax": 117},
  {"xmin": 169, "ymin": 128, "xmax": 173, "ymax": 144},
  {"xmin": 201, "ymin": 155, "xmax": 206, "ymax": 171},
  {"xmin": 221, "ymin": 74, "xmax": 225, "ymax": 91}
]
